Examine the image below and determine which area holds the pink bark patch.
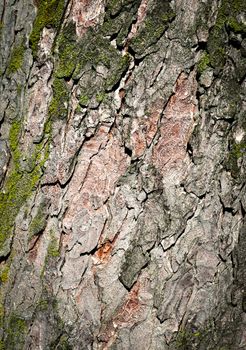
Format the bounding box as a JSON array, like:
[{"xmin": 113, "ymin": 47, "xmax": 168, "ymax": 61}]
[
  {"xmin": 62, "ymin": 126, "xmax": 130, "ymax": 254},
  {"xmin": 70, "ymin": 0, "xmax": 104, "ymax": 37},
  {"xmin": 152, "ymin": 71, "xmax": 198, "ymax": 173}
]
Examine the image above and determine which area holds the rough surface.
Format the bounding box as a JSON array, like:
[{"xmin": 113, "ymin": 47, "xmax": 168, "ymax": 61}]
[{"xmin": 0, "ymin": 0, "xmax": 245, "ymax": 349}]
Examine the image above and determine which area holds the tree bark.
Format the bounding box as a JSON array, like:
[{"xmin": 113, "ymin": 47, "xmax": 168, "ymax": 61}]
[{"xmin": 0, "ymin": 0, "xmax": 245, "ymax": 349}]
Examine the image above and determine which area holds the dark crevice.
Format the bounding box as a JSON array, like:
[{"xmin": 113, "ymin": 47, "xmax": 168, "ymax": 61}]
[
  {"xmin": 0, "ymin": 251, "xmax": 11, "ymax": 263},
  {"xmin": 41, "ymin": 178, "xmax": 69, "ymax": 189},
  {"xmin": 64, "ymin": 74, "xmax": 74, "ymax": 82},
  {"xmin": 195, "ymin": 41, "xmax": 208, "ymax": 51},
  {"xmin": 215, "ymin": 117, "xmax": 235, "ymax": 125},
  {"xmin": 228, "ymin": 38, "xmax": 241, "ymax": 50},
  {"xmin": 127, "ymin": 45, "xmax": 145, "ymax": 66},
  {"xmin": 230, "ymin": 251, "xmax": 237, "ymax": 281},
  {"xmin": 218, "ymin": 253, "xmax": 227, "ymax": 263},
  {"xmin": 109, "ymin": 32, "xmax": 118, "ymax": 42},
  {"xmin": 219, "ymin": 196, "xmax": 236, "ymax": 215},
  {"xmin": 130, "ymin": 157, "xmax": 140, "ymax": 165},
  {"xmin": 186, "ymin": 141, "xmax": 193, "ymax": 158},
  {"xmin": 240, "ymin": 202, "xmax": 245, "ymax": 217},
  {"xmin": 181, "ymin": 186, "xmax": 207, "ymax": 200},
  {"xmin": 121, "ymin": 278, "xmax": 138, "ymax": 293},
  {"xmin": 0, "ymin": 112, "xmax": 6, "ymax": 134},
  {"xmin": 128, "ymin": 43, "xmax": 160, "ymax": 62},
  {"xmin": 124, "ymin": 145, "xmax": 132, "ymax": 157},
  {"xmin": 80, "ymin": 245, "xmax": 98, "ymax": 257}
]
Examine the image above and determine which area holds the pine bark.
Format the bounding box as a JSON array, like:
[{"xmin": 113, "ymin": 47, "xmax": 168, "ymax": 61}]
[{"xmin": 0, "ymin": 0, "xmax": 245, "ymax": 349}]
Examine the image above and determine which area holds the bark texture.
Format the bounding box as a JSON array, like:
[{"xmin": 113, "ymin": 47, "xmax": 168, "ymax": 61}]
[{"xmin": 0, "ymin": 0, "xmax": 245, "ymax": 349}]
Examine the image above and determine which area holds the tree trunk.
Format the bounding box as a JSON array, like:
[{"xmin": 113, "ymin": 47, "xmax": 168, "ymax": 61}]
[{"xmin": 0, "ymin": 0, "xmax": 245, "ymax": 349}]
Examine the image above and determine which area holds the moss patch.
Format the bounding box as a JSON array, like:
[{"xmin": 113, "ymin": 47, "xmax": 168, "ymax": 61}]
[
  {"xmin": 47, "ymin": 231, "xmax": 60, "ymax": 258},
  {"xmin": 79, "ymin": 95, "xmax": 90, "ymax": 107},
  {"xmin": 102, "ymin": 0, "xmax": 141, "ymax": 47},
  {"xmin": 29, "ymin": 203, "xmax": 47, "ymax": 237},
  {"xmin": 0, "ymin": 119, "xmax": 51, "ymax": 256},
  {"xmin": 208, "ymin": 0, "xmax": 246, "ymax": 70},
  {"xmin": 29, "ymin": 0, "xmax": 67, "ymax": 57},
  {"xmin": 7, "ymin": 43, "xmax": 25, "ymax": 75},
  {"xmin": 55, "ymin": 22, "xmax": 77, "ymax": 79},
  {"xmin": 175, "ymin": 329, "xmax": 200, "ymax": 349},
  {"xmin": 96, "ymin": 92, "xmax": 106, "ymax": 103},
  {"xmin": 227, "ymin": 17, "xmax": 246, "ymax": 33},
  {"xmin": 225, "ymin": 141, "xmax": 246, "ymax": 178},
  {"xmin": 129, "ymin": 1, "xmax": 175, "ymax": 54},
  {"xmin": 49, "ymin": 77, "xmax": 70, "ymax": 120},
  {"xmin": 0, "ymin": 265, "xmax": 10, "ymax": 284},
  {"xmin": 5, "ymin": 314, "xmax": 27, "ymax": 350},
  {"xmin": 105, "ymin": 53, "xmax": 131, "ymax": 90},
  {"xmin": 197, "ymin": 52, "xmax": 211, "ymax": 74}
]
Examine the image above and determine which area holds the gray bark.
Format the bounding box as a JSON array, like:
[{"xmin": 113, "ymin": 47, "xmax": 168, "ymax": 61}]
[{"xmin": 0, "ymin": 0, "xmax": 245, "ymax": 349}]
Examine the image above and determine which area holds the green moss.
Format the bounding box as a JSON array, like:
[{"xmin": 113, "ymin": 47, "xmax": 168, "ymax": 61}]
[
  {"xmin": 96, "ymin": 92, "xmax": 106, "ymax": 103},
  {"xmin": 0, "ymin": 303, "xmax": 4, "ymax": 321},
  {"xmin": 105, "ymin": 0, "xmax": 138, "ymax": 16},
  {"xmin": 7, "ymin": 44, "xmax": 25, "ymax": 75},
  {"xmin": 5, "ymin": 314, "xmax": 27, "ymax": 350},
  {"xmin": 0, "ymin": 119, "xmax": 51, "ymax": 255},
  {"xmin": 175, "ymin": 327, "xmax": 208, "ymax": 350},
  {"xmin": 208, "ymin": 27, "xmax": 226, "ymax": 70},
  {"xmin": 47, "ymin": 231, "xmax": 60, "ymax": 258},
  {"xmin": 29, "ymin": 204, "xmax": 47, "ymax": 237},
  {"xmin": 29, "ymin": 0, "xmax": 67, "ymax": 57},
  {"xmin": 37, "ymin": 298, "xmax": 49, "ymax": 311},
  {"xmin": 0, "ymin": 167, "xmax": 42, "ymax": 254},
  {"xmin": 226, "ymin": 141, "xmax": 246, "ymax": 178},
  {"xmin": 79, "ymin": 95, "xmax": 90, "ymax": 106},
  {"xmin": 130, "ymin": 2, "xmax": 175, "ymax": 54},
  {"xmin": 17, "ymin": 84, "xmax": 22, "ymax": 96},
  {"xmin": 73, "ymin": 31, "xmax": 113, "ymax": 76},
  {"xmin": 227, "ymin": 17, "xmax": 246, "ymax": 33},
  {"xmin": 175, "ymin": 330, "xmax": 192, "ymax": 349},
  {"xmin": 0, "ymin": 265, "xmax": 10, "ymax": 283},
  {"xmin": 106, "ymin": 53, "xmax": 131, "ymax": 90},
  {"xmin": 197, "ymin": 52, "xmax": 211, "ymax": 74},
  {"xmin": 105, "ymin": 0, "xmax": 122, "ymax": 14},
  {"xmin": 102, "ymin": 0, "xmax": 141, "ymax": 47},
  {"xmin": 9, "ymin": 121, "xmax": 21, "ymax": 155},
  {"xmin": 55, "ymin": 22, "xmax": 77, "ymax": 78},
  {"xmin": 41, "ymin": 119, "xmax": 52, "ymax": 167},
  {"xmin": 49, "ymin": 78, "xmax": 70, "ymax": 119},
  {"xmin": 208, "ymin": 0, "xmax": 246, "ymax": 70},
  {"xmin": 34, "ymin": 293, "xmax": 71, "ymax": 349}
]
